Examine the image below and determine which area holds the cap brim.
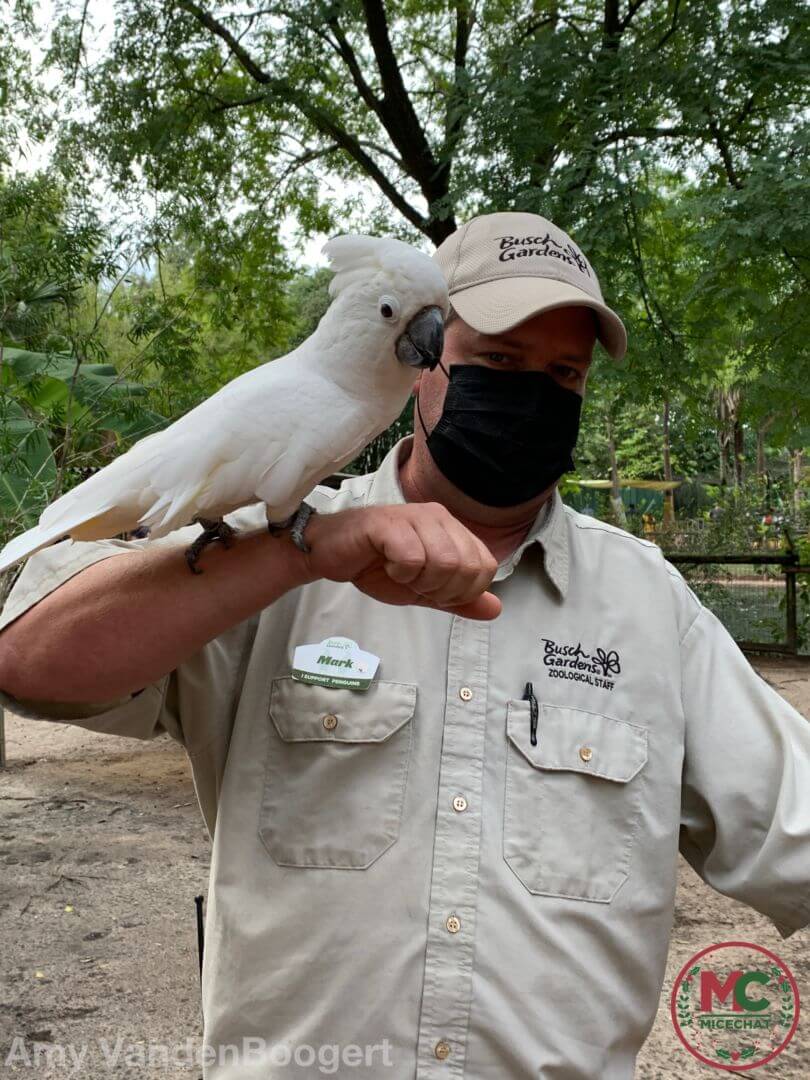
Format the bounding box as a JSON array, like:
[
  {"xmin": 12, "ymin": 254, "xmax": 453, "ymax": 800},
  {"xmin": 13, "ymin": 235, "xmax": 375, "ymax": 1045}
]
[{"xmin": 449, "ymin": 277, "xmax": 627, "ymax": 361}]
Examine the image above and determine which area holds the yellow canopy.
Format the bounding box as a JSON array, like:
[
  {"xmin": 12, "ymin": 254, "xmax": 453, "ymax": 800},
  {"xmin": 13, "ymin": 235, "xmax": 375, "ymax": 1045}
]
[{"xmin": 572, "ymin": 479, "xmax": 681, "ymax": 491}]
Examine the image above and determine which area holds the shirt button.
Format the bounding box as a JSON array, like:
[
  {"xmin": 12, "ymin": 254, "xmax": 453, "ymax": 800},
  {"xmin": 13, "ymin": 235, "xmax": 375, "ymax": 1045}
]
[
  {"xmin": 452, "ymin": 795, "xmax": 468, "ymax": 813},
  {"xmin": 445, "ymin": 914, "xmax": 461, "ymax": 934},
  {"xmin": 434, "ymin": 1041, "xmax": 451, "ymax": 1060},
  {"xmin": 579, "ymin": 745, "xmax": 593, "ymax": 762},
  {"xmin": 459, "ymin": 686, "xmax": 473, "ymax": 702},
  {"xmin": 322, "ymin": 714, "xmax": 338, "ymax": 731}
]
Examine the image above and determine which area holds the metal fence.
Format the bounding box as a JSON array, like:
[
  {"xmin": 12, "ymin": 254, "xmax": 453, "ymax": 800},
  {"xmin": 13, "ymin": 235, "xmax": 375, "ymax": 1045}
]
[{"xmin": 666, "ymin": 552, "xmax": 808, "ymax": 654}]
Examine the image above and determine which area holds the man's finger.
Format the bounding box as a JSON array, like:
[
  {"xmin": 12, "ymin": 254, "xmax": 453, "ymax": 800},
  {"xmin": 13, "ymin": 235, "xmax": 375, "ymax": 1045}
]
[
  {"xmin": 376, "ymin": 520, "xmax": 427, "ymax": 585},
  {"xmin": 406, "ymin": 516, "xmax": 474, "ymax": 601},
  {"xmin": 442, "ymin": 591, "xmax": 502, "ymax": 621}
]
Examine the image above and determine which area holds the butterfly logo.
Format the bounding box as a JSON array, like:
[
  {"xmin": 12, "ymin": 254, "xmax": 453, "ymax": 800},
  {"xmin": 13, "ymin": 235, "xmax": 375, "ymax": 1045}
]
[{"xmin": 594, "ymin": 648, "xmax": 621, "ymax": 677}]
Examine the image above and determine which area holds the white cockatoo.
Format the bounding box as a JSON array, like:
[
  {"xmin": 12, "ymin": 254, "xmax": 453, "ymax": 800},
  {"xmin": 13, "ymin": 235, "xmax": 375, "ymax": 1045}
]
[{"xmin": 0, "ymin": 234, "xmax": 448, "ymax": 575}]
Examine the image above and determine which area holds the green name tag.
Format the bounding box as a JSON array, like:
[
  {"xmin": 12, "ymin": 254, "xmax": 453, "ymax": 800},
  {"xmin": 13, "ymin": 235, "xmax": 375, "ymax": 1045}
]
[{"xmin": 291, "ymin": 637, "xmax": 380, "ymax": 691}]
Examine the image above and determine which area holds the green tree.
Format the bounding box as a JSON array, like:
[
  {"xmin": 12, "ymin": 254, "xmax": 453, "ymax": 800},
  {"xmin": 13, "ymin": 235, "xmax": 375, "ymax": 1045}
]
[{"xmin": 44, "ymin": 1, "xmax": 808, "ymax": 477}]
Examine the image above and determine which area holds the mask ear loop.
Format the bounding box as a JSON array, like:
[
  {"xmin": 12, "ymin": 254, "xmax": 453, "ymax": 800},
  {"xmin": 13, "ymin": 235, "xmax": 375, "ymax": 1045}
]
[{"xmin": 414, "ymin": 359, "xmax": 449, "ymax": 439}]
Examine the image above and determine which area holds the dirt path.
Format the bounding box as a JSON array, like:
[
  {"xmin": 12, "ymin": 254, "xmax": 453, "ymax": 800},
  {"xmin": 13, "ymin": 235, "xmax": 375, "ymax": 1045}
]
[
  {"xmin": 636, "ymin": 655, "xmax": 810, "ymax": 1080},
  {"xmin": 1, "ymin": 656, "xmax": 808, "ymax": 1078}
]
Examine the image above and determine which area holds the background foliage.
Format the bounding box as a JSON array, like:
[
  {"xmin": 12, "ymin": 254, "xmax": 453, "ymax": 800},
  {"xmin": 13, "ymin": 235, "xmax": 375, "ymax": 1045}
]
[{"xmin": 1, "ymin": 0, "xmax": 808, "ymax": 604}]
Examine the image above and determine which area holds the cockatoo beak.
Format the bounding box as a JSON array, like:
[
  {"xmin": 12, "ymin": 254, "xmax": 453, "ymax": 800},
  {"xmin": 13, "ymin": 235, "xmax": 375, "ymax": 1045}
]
[{"xmin": 395, "ymin": 305, "xmax": 445, "ymax": 370}]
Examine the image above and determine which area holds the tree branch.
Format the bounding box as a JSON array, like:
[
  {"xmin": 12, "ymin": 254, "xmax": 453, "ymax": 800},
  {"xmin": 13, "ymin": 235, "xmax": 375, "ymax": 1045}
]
[
  {"xmin": 733, "ymin": 91, "xmax": 757, "ymax": 130},
  {"xmin": 177, "ymin": 0, "xmax": 273, "ymax": 84},
  {"xmin": 270, "ymin": 143, "xmax": 342, "ymax": 196},
  {"xmin": 515, "ymin": 13, "xmax": 557, "ymax": 46},
  {"xmin": 619, "ymin": 0, "xmax": 650, "ymax": 33},
  {"xmin": 324, "ymin": 16, "xmax": 387, "ymax": 126},
  {"xmin": 210, "ymin": 93, "xmax": 268, "ymax": 112},
  {"xmin": 360, "ymin": 0, "xmax": 448, "ymax": 220},
  {"xmin": 653, "ymin": 0, "xmax": 681, "ymax": 50},
  {"xmin": 441, "ymin": 2, "xmax": 475, "ymax": 159},
  {"xmin": 358, "ymin": 139, "xmax": 404, "ymax": 169},
  {"xmin": 176, "ymin": 0, "xmax": 430, "ymax": 234},
  {"xmin": 603, "ymin": 0, "xmax": 621, "ymax": 44},
  {"xmin": 70, "ymin": 0, "xmax": 90, "ymax": 87},
  {"xmin": 595, "ymin": 123, "xmax": 694, "ymax": 146},
  {"xmin": 706, "ymin": 110, "xmax": 744, "ymax": 190}
]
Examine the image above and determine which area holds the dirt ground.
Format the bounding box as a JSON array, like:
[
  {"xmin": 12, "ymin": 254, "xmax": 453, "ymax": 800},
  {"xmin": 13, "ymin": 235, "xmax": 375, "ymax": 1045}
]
[{"xmin": 1, "ymin": 654, "xmax": 808, "ymax": 1079}]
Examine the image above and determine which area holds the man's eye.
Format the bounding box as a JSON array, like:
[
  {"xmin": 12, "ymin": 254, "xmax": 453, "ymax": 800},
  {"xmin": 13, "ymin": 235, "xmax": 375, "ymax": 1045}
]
[
  {"xmin": 484, "ymin": 352, "xmax": 512, "ymax": 364},
  {"xmin": 556, "ymin": 365, "xmax": 582, "ymax": 381}
]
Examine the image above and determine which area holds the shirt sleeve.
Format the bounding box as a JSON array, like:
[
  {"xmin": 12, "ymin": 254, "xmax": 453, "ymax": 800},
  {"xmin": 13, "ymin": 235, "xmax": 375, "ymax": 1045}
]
[
  {"xmin": 671, "ymin": 567, "xmax": 810, "ymax": 939},
  {"xmin": 0, "ymin": 534, "xmax": 192, "ymax": 742},
  {"xmin": 0, "ymin": 525, "xmax": 257, "ymax": 753}
]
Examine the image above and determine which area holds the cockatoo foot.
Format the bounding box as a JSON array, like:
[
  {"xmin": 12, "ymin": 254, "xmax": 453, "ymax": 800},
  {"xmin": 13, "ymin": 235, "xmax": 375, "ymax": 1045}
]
[
  {"xmin": 266, "ymin": 514, "xmax": 293, "ymax": 538},
  {"xmin": 267, "ymin": 501, "xmax": 316, "ymax": 554},
  {"xmin": 185, "ymin": 517, "xmax": 237, "ymax": 574},
  {"xmin": 289, "ymin": 502, "xmax": 316, "ymax": 553}
]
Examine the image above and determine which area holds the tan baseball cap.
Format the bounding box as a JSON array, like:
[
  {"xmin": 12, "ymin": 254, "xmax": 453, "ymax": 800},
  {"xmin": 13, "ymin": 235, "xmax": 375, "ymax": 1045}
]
[{"xmin": 432, "ymin": 211, "xmax": 627, "ymax": 360}]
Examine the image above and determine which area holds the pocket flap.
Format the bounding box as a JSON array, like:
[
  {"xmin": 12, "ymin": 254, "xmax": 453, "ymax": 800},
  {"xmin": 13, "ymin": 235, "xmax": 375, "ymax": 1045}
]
[
  {"xmin": 269, "ymin": 677, "xmax": 416, "ymax": 742},
  {"xmin": 506, "ymin": 701, "xmax": 647, "ymax": 782}
]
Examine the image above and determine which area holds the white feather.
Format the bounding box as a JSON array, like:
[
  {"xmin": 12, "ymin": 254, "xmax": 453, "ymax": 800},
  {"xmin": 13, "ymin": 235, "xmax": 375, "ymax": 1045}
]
[{"xmin": 0, "ymin": 234, "xmax": 449, "ymax": 575}]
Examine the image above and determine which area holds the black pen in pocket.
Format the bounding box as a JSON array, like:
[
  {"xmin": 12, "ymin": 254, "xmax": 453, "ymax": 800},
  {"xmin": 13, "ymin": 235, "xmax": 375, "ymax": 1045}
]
[{"xmin": 522, "ymin": 682, "xmax": 539, "ymax": 746}]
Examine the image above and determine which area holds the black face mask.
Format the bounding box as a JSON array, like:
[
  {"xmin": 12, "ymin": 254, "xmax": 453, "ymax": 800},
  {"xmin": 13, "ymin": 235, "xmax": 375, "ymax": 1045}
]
[{"xmin": 416, "ymin": 363, "xmax": 582, "ymax": 507}]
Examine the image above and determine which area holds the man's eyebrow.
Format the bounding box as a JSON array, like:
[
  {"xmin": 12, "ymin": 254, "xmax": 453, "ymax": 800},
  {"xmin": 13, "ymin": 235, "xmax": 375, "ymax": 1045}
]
[{"xmin": 469, "ymin": 332, "xmax": 591, "ymax": 364}]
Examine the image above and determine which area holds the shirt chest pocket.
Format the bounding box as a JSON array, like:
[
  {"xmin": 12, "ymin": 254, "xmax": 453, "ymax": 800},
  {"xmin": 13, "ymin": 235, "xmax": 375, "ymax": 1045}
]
[
  {"xmin": 503, "ymin": 701, "xmax": 648, "ymax": 903},
  {"xmin": 258, "ymin": 677, "xmax": 417, "ymax": 869}
]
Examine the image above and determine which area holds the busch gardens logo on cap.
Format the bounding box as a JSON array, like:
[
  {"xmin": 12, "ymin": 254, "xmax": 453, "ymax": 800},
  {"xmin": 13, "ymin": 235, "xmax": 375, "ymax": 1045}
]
[
  {"xmin": 496, "ymin": 233, "xmax": 591, "ymax": 277},
  {"xmin": 670, "ymin": 941, "xmax": 800, "ymax": 1070}
]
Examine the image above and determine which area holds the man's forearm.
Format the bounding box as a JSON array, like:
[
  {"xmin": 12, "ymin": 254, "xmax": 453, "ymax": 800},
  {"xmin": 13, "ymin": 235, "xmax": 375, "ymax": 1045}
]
[
  {"xmin": 0, "ymin": 527, "xmax": 314, "ymax": 703},
  {"xmin": 0, "ymin": 498, "xmax": 503, "ymax": 705}
]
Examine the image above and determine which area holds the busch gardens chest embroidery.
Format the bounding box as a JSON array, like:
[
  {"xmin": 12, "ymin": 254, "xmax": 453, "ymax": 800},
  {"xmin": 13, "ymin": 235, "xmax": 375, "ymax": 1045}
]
[{"xmin": 540, "ymin": 636, "xmax": 622, "ymax": 692}]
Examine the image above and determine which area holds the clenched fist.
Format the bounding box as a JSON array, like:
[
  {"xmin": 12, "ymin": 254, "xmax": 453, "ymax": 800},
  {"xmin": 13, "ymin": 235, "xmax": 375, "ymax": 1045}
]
[{"xmin": 301, "ymin": 503, "xmax": 501, "ymax": 620}]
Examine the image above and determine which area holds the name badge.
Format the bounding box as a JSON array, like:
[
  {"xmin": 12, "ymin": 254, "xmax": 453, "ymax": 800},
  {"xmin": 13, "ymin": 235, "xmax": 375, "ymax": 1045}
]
[{"xmin": 292, "ymin": 636, "xmax": 380, "ymax": 691}]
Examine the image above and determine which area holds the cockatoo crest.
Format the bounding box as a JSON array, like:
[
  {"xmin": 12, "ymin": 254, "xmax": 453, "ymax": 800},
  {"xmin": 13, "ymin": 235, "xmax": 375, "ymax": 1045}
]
[{"xmin": 324, "ymin": 234, "xmax": 440, "ymax": 301}]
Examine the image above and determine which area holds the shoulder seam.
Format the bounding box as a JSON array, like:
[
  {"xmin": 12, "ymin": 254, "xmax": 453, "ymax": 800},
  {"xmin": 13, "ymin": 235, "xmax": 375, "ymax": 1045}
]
[
  {"xmin": 564, "ymin": 510, "xmax": 660, "ymax": 552},
  {"xmin": 663, "ymin": 559, "xmax": 708, "ymax": 641},
  {"xmin": 679, "ymin": 604, "xmax": 705, "ymax": 648}
]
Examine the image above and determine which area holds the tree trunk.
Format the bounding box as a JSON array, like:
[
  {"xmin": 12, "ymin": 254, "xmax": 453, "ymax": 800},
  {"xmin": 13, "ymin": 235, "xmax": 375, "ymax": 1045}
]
[
  {"xmin": 717, "ymin": 392, "xmax": 729, "ymax": 486},
  {"xmin": 662, "ymin": 397, "xmax": 672, "ymax": 480},
  {"xmin": 733, "ymin": 416, "xmax": 744, "ymax": 487},
  {"xmin": 607, "ymin": 418, "xmax": 626, "ymax": 527},
  {"xmin": 792, "ymin": 449, "xmax": 804, "ymax": 515},
  {"xmin": 755, "ymin": 415, "xmax": 775, "ymax": 490},
  {"xmin": 717, "ymin": 387, "xmax": 743, "ymax": 486},
  {"xmin": 662, "ymin": 397, "xmax": 674, "ymax": 524}
]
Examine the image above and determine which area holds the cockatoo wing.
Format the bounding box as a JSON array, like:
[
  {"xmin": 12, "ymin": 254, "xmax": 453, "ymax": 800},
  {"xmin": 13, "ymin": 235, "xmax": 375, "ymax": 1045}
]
[
  {"xmin": 0, "ymin": 357, "xmax": 385, "ymax": 575},
  {"xmin": 0, "ymin": 361, "xmax": 295, "ymax": 574},
  {"xmin": 0, "ymin": 231, "xmax": 448, "ymax": 576}
]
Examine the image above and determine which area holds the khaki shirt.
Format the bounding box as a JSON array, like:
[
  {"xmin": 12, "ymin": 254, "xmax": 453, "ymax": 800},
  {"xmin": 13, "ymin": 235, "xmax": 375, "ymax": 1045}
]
[{"xmin": 2, "ymin": 434, "xmax": 809, "ymax": 1079}]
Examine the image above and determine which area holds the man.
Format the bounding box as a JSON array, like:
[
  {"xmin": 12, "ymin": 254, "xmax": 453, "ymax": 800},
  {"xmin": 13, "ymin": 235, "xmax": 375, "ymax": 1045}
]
[{"xmin": 0, "ymin": 211, "xmax": 808, "ymax": 1079}]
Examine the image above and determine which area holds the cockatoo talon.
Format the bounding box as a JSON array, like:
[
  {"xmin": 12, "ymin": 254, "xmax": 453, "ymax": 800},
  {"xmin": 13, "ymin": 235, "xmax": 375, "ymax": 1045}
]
[
  {"xmin": 185, "ymin": 517, "xmax": 238, "ymax": 573},
  {"xmin": 289, "ymin": 502, "xmax": 316, "ymax": 554},
  {"xmin": 266, "ymin": 513, "xmax": 295, "ymax": 538},
  {"xmin": 267, "ymin": 502, "xmax": 316, "ymax": 554}
]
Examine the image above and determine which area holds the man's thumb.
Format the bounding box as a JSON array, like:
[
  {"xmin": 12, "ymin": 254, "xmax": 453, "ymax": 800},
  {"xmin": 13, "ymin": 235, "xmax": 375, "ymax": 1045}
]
[{"xmin": 444, "ymin": 591, "xmax": 502, "ymax": 621}]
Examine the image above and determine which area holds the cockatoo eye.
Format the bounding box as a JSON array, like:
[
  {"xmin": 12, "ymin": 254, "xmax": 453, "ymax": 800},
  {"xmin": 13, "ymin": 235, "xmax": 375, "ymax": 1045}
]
[{"xmin": 378, "ymin": 295, "xmax": 401, "ymax": 322}]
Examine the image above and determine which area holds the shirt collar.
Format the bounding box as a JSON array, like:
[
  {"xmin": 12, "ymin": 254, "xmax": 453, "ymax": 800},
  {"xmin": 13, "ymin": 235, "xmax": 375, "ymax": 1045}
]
[{"xmin": 362, "ymin": 435, "xmax": 569, "ymax": 600}]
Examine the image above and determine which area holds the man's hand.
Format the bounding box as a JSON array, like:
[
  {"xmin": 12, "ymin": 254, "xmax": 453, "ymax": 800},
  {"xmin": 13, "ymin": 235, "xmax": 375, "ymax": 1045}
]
[{"xmin": 302, "ymin": 504, "xmax": 501, "ymax": 620}]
